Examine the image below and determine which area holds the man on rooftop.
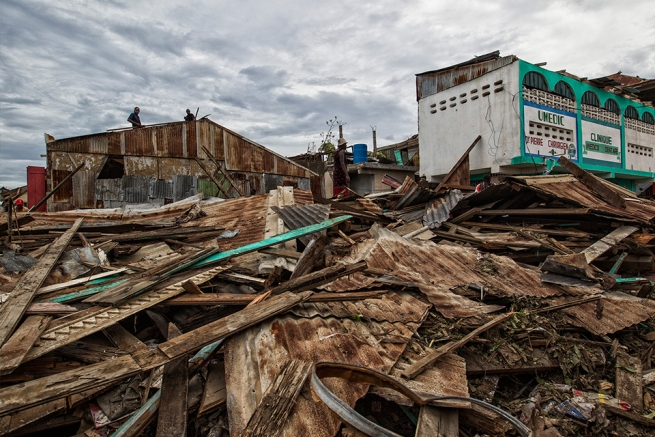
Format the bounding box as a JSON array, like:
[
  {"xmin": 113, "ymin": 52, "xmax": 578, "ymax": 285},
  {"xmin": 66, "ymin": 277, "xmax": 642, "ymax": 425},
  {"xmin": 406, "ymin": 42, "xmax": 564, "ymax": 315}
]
[
  {"xmin": 128, "ymin": 107, "xmax": 143, "ymax": 128},
  {"xmin": 184, "ymin": 109, "xmax": 195, "ymax": 122}
]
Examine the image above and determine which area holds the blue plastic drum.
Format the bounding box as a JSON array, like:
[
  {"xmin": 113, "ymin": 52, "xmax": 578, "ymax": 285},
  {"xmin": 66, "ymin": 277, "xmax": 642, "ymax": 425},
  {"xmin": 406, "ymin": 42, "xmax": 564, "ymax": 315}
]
[{"xmin": 353, "ymin": 144, "xmax": 368, "ymax": 164}]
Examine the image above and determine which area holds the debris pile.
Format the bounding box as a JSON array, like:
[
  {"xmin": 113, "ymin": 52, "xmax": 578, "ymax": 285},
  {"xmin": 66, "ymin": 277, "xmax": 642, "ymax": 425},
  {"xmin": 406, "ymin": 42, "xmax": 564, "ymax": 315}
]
[{"xmin": 2, "ymin": 157, "xmax": 655, "ymax": 436}]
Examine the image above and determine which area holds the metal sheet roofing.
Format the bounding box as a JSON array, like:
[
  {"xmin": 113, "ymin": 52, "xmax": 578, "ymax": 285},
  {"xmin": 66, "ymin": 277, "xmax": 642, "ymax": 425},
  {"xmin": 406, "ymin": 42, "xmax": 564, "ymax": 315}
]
[
  {"xmin": 224, "ymin": 311, "xmax": 422, "ymax": 437},
  {"xmin": 556, "ymin": 291, "xmax": 655, "ymax": 335}
]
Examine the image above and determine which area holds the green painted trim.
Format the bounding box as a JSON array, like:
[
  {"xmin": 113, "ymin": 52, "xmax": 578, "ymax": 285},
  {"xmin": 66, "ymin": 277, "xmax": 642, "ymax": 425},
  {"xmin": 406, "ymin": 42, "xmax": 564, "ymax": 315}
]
[
  {"xmin": 193, "ymin": 215, "xmax": 353, "ymax": 268},
  {"xmin": 510, "ymin": 156, "xmax": 546, "ymax": 165},
  {"xmin": 49, "ymin": 278, "xmax": 131, "ymax": 303}
]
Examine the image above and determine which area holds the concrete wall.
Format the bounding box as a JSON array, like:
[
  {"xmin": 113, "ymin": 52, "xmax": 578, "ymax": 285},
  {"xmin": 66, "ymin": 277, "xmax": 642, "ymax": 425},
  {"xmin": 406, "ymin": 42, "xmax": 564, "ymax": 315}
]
[
  {"xmin": 419, "ymin": 62, "xmax": 521, "ymax": 181},
  {"xmin": 625, "ymin": 127, "xmax": 655, "ymax": 173}
]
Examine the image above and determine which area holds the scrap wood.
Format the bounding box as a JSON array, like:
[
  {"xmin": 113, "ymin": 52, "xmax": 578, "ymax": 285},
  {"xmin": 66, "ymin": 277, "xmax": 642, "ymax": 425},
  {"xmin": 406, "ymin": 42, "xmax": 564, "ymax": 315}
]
[
  {"xmin": 201, "ymin": 145, "xmax": 244, "ymax": 197},
  {"xmin": 195, "ymin": 157, "xmax": 232, "ymax": 198},
  {"xmin": 163, "ymin": 290, "xmax": 387, "ymax": 306},
  {"xmin": 0, "ymin": 218, "xmax": 83, "ymax": 347},
  {"xmin": 269, "ymin": 260, "xmax": 367, "ymax": 295},
  {"xmin": 0, "ymin": 315, "xmax": 51, "ymax": 375},
  {"xmin": 558, "ymin": 155, "xmax": 626, "ymax": 208},
  {"xmin": 534, "ymin": 295, "xmax": 602, "ymax": 314},
  {"xmin": 35, "ymin": 268, "xmax": 128, "ymax": 295},
  {"xmin": 581, "ymin": 225, "xmax": 639, "ymax": 263},
  {"xmin": 401, "ymin": 312, "xmax": 514, "ymax": 379},
  {"xmin": 0, "ymin": 291, "xmax": 312, "ymax": 416},
  {"xmin": 24, "ymin": 302, "xmax": 78, "ymax": 315},
  {"xmin": 615, "ymin": 351, "xmax": 644, "ymax": 412},
  {"xmin": 240, "ymin": 359, "xmax": 312, "ymax": 437},
  {"xmin": 433, "ymin": 135, "xmax": 481, "ymax": 194},
  {"xmin": 156, "ymin": 323, "xmax": 188, "ymax": 437}
]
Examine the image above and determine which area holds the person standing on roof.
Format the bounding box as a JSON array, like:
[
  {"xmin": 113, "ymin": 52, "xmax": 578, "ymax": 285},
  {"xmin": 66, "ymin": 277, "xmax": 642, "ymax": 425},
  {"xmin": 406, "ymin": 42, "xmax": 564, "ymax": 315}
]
[
  {"xmin": 332, "ymin": 138, "xmax": 350, "ymax": 197},
  {"xmin": 127, "ymin": 107, "xmax": 143, "ymax": 128},
  {"xmin": 184, "ymin": 109, "xmax": 195, "ymax": 122}
]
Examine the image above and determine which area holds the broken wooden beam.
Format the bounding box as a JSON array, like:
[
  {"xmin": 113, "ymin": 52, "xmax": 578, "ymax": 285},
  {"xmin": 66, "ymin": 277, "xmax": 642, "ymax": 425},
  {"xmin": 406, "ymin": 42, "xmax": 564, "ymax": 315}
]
[
  {"xmin": 163, "ymin": 290, "xmax": 387, "ymax": 306},
  {"xmin": 434, "ymin": 135, "xmax": 481, "ymax": 194},
  {"xmin": 0, "ymin": 218, "xmax": 83, "ymax": 347},
  {"xmin": 156, "ymin": 323, "xmax": 188, "ymax": 437},
  {"xmin": 240, "ymin": 359, "xmax": 312, "ymax": 437},
  {"xmin": 401, "ymin": 312, "xmax": 514, "ymax": 379},
  {"xmin": 0, "ymin": 316, "xmax": 51, "ymax": 375},
  {"xmin": 558, "ymin": 156, "xmax": 626, "ymax": 208}
]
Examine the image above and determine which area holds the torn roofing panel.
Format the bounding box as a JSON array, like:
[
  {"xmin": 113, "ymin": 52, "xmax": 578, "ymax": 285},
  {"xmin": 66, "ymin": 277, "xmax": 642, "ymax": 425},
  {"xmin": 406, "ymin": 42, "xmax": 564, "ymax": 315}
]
[
  {"xmin": 290, "ymin": 291, "xmax": 431, "ymax": 324},
  {"xmin": 557, "ymin": 291, "xmax": 655, "ymax": 335},
  {"xmin": 271, "ymin": 203, "xmax": 329, "ymax": 245},
  {"xmin": 224, "ymin": 308, "xmax": 422, "ymax": 437},
  {"xmin": 507, "ymin": 175, "xmax": 655, "ymax": 223}
]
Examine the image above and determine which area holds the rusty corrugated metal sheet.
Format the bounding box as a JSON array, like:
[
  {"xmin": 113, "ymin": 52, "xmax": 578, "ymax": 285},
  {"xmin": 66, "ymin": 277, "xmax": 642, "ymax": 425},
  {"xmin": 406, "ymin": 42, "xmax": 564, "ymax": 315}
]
[
  {"xmin": 224, "ymin": 293, "xmax": 427, "ymax": 437},
  {"xmin": 424, "ymin": 189, "xmax": 464, "ymax": 228},
  {"xmin": 319, "ymin": 272, "xmax": 377, "ymax": 292},
  {"xmin": 345, "ymin": 226, "xmax": 599, "ymax": 318},
  {"xmin": 272, "ymin": 203, "xmax": 328, "ymax": 245},
  {"xmin": 210, "ymin": 124, "xmax": 225, "ymax": 160},
  {"xmin": 183, "ymin": 193, "xmax": 269, "ymax": 251},
  {"xmin": 122, "ymin": 175, "xmax": 150, "ymax": 203},
  {"xmin": 293, "ymin": 189, "xmax": 314, "ymax": 206},
  {"xmin": 508, "ymin": 175, "xmax": 655, "ymax": 223},
  {"xmin": 157, "ymin": 124, "xmax": 184, "ymax": 157},
  {"xmin": 416, "ymin": 55, "xmax": 517, "ymax": 100},
  {"xmin": 291, "ymin": 291, "xmax": 430, "ymax": 324},
  {"xmin": 124, "ymin": 128, "xmax": 154, "ymax": 155},
  {"xmin": 554, "ymin": 291, "xmax": 655, "ymax": 335}
]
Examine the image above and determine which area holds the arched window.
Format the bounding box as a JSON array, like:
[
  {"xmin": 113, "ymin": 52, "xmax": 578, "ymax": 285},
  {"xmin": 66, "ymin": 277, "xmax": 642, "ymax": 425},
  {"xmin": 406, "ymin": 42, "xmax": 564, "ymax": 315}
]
[
  {"xmin": 581, "ymin": 91, "xmax": 600, "ymax": 107},
  {"xmin": 522, "ymin": 72, "xmax": 549, "ymax": 92},
  {"xmin": 625, "ymin": 105, "xmax": 639, "ymax": 120},
  {"xmin": 553, "ymin": 81, "xmax": 575, "ymax": 100},
  {"xmin": 604, "ymin": 98, "xmax": 620, "ymax": 115},
  {"xmin": 643, "ymin": 112, "xmax": 655, "ymax": 125}
]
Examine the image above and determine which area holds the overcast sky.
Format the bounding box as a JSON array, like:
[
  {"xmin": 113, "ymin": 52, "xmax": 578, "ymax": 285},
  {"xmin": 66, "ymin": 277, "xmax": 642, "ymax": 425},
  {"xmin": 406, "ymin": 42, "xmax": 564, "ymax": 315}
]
[{"xmin": 1, "ymin": 0, "xmax": 654, "ymax": 188}]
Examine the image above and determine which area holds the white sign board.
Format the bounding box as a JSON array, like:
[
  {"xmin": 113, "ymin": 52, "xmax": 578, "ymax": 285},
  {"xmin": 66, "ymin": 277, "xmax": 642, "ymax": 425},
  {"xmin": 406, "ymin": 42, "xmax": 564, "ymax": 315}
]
[
  {"xmin": 581, "ymin": 119, "xmax": 622, "ymax": 166},
  {"xmin": 523, "ymin": 102, "xmax": 578, "ymax": 160}
]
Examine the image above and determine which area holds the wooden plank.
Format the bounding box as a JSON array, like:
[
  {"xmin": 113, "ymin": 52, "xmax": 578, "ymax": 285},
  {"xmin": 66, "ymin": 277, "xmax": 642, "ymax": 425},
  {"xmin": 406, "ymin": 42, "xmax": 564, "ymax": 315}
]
[
  {"xmin": 35, "ymin": 268, "xmax": 128, "ymax": 295},
  {"xmin": 111, "ymin": 390, "xmax": 161, "ymax": 437},
  {"xmin": 477, "ymin": 208, "xmax": 590, "ymax": 216},
  {"xmin": 25, "ymin": 302, "xmax": 78, "ymax": 315},
  {"xmin": 581, "ymin": 225, "xmax": 639, "ymax": 263},
  {"xmin": 240, "ymin": 359, "xmax": 312, "ymax": 437},
  {"xmin": 0, "ymin": 218, "xmax": 83, "ymax": 347},
  {"xmin": 103, "ymin": 323, "xmax": 149, "ymax": 355},
  {"xmin": 558, "ymin": 156, "xmax": 626, "ymax": 208},
  {"xmin": 193, "ymin": 215, "xmax": 353, "ymax": 269},
  {"xmin": 401, "ymin": 312, "xmax": 514, "ymax": 379},
  {"xmin": 258, "ymin": 248, "xmax": 303, "ymax": 259},
  {"xmin": 0, "ymin": 315, "xmax": 52, "ymax": 375},
  {"xmin": 0, "ymin": 354, "xmax": 143, "ymax": 416},
  {"xmin": 158, "ymin": 290, "xmax": 313, "ymax": 359},
  {"xmin": 434, "ymin": 135, "xmax": 481, "ymax": 194},
  {"xmin": 22, "ymin": 266, "xmax": 230, "ymax": 364},
  {"xmin": 459, "ymin": 221, "xmax": 589, "ymax": 237},
  {"xmin": 290, "ymin": 236, "xmax": 328, "ymax": 280},
  {"xmin": 0, "ymin": 399, "xmax": 67, "ymax": 436},
  {"xmin": 181, "ymin": 280, "xmax": 204, "ymax": 294},
  {"xmin": 615, "ymin": 351, "xmax": 643, "ymax": 412},
  {"xmin": 416, "ymin": 405, "xmax": 458, "ymax": 437},
  {"xmin": 198, "ymin": 360, "xmax": 227, "ymax": 415},
  {"xmin": 269, "ymin": 261, "xmax": 367, "ymax": 295},
  {"xmin": 0, "ymin": 291, "xmax": 307, "ymax": 416},
  {"xmin": 156, "ymin": 323, "xmax": 189, "ymax": 437},
  {"xmin": 164, "ymin": 290, "xmax": 387, "ymax": 306}
]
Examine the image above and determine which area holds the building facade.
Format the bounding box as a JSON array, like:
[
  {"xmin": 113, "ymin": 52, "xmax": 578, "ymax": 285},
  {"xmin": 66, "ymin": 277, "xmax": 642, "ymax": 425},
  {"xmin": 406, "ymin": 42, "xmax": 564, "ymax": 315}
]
[
  {"xmin": 417, "ymin": 52, "xmax": 655, "ymax": 191},
  {"xmin": 44, "ymin": 119, "xmax": 320, "ymax": 212}
]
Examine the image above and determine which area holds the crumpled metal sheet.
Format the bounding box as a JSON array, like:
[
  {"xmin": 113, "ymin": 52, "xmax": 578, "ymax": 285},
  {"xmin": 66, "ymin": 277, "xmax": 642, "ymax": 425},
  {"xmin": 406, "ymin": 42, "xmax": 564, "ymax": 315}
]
[
  {"xmin": 223, "ymin": 295, "xmax": 427, "ymax": 437},
  {"xmin": 290, "ymin": 291, "xmax": 430, "ymax": 324},
  {"xmin": 271, "ymin": 203, "xmax": 329, "ymax": 246},
  {"xmin": 341, "ymin": 225, "xmax": 598, "ymax": 318},
  {"xmin": 423, "ymin": 189, "xmax": 464, "ymax": 229},
  {"xmin": 556, "ymin": 291, "xmax": 655, "ymax": 335}
]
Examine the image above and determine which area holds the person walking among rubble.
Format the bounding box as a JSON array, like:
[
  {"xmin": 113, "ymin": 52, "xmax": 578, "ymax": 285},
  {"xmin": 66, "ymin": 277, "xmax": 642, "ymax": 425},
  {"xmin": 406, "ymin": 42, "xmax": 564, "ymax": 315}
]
[
  {"xmin": 184, "ymin": 109, "xmax": 195, "ymax": 122},
  {"xmin": 127, "ymin": 107, "xmax": 143, "ymax": 128},
  {"xmin": 332, "ymin": 138, "xmax": 350, "ymax": 197}
]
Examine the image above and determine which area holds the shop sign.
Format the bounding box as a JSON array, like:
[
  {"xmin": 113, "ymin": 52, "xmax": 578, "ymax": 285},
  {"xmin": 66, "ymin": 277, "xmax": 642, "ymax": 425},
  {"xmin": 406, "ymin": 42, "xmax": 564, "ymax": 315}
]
[
  {"xmin": 523, "ymin": 102, "xmax": 578, "ymax": 160},
  {"xmin": 581, "ymin": 119, "xmax": 621, "ymax": 165}
]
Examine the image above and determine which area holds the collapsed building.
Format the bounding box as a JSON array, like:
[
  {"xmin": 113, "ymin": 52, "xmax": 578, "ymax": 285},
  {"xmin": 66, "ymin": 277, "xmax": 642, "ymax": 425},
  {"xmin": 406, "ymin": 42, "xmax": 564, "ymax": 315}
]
[
  {"xmin": 42, "ymin": 119, "xmax": 320, "ymax": 212},
  {"xmin": 2, "ymin": 152, "xmax": 655, "ymax": 436}
]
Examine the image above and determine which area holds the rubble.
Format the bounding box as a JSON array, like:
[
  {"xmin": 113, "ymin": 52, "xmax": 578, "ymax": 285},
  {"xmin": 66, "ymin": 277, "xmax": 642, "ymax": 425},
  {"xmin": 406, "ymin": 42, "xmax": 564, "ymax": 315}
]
[{"xmin": 1, "ymin": 156, "xmax": 655, "ymax": 436}]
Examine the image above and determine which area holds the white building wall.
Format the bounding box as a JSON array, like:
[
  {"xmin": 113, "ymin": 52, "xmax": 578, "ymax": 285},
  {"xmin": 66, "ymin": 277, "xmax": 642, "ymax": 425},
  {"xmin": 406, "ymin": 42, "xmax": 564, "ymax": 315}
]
[
  {"xmin": 624, "ymin": 124, "xmax": 655, "ymax": 173},
  {"xmin": 419, "ymin": 62, "xmax": 521, "ymax": 181}
]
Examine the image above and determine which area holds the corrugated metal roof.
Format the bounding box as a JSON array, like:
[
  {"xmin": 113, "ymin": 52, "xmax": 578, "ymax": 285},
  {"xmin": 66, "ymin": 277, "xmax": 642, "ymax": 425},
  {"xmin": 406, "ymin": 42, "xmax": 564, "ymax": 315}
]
[
  {"xmin": 319, "ymin": 272, "xmax": 377, "ymax": 292},
  {"xmin": 271, "ymin": 203, "xmax": 329, "ymax": 245},
  {"xmin": 507, "ymin": 175, "xmax": 655, "ymax": 223},
  {"xmin": 290, "ymin": 291, "xmax": 430, "ymax": 324},
  {"xmin": 554, "ymin": 291, "xmax": 655, "ymax": 335},
  {"xmin": 224, "ymin": 310, "xmax": 423, "ymax": 437},
  {"xmin": 416, "ymin": 54, "xmax": 517, "ymax": 100},
  {"xmin": 344, "ymin": 226, "xmax": 599, "ymax": 318},
  {"xmin": 424, "ymin": 189, "xmax": 464, "ymax": 228}
]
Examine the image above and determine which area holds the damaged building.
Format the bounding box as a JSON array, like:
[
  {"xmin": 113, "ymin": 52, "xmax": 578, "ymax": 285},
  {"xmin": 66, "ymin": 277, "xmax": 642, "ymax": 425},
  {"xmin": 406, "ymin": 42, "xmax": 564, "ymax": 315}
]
[
  {"xmin": 417, "ymin": 51, "xmax": 655, "ymax": 191},
  {"xmin": 42, "ymin": 118, "xmax": 320, "ymax": 212}
]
